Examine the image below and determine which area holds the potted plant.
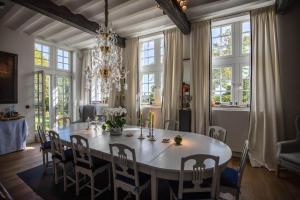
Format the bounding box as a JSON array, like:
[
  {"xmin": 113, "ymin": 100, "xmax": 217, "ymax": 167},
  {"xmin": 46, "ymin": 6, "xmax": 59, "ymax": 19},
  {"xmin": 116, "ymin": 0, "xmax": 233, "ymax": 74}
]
[{"xmin": 102, "ymin": 107, "xmax": 127, "ymax": 135}]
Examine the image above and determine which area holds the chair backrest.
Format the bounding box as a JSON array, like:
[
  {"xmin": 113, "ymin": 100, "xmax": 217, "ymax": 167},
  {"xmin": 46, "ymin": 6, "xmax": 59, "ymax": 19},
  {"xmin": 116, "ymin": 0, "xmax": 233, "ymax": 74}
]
[
  {"xmin": 296, "ymin": 115, "xmax": 300, "ymax": 139},
  {"xmin": 37, "ymin": 124, "xmax": 47, "ymax": 144},
  {"xmin": 109, "ymin": 143, "xmax": 139, "ymax": 187},
  {"xmin": 208, "ymin": 126, "xmax": 227, "ymax": 143},
  {"xmin": 70, "ymin": 135, "xmax": 93, "ymax": 168},
  {"xmin": 49, "ymin": 130, "xmax": 65, "ymax": 160},
  {"xmin": 178, "ymin": 154, "xmax": 220, "ymax": 200},
  {"xmin": 56, "ymin": 116, "xmax": 71, "ymax": 128},
  {"xmin": 164, "ymin": 120, "xmax": 179, "ymax": 131},
  {"xmin": 237, "ymin": 140, "xmax": 249, "ymax": 187}
]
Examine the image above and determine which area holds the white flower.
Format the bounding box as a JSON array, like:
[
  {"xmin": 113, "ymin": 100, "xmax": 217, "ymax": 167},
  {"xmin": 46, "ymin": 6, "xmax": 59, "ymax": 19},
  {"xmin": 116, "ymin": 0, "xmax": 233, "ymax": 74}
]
[{"xmin": 107, "ymin": 107, "xmax": 127, "ymax": 117}]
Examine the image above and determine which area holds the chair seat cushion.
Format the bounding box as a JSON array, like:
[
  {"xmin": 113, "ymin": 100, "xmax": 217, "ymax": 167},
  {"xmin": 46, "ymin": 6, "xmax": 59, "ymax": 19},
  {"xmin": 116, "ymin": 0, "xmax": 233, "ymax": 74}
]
[
  {"xmin": 279, "ymin": 152, "xmax": 300, "ymax": 165},
  {"xmin": 41, "ymin": 141, "xmax": 51, "ymax": 150},
  {"xmin": 168, "ymin": 180, "xmax": 211, "ymax": 200},
  {"xmin": 220, "ymin": 167, "xmax": 238, "ymax": 188},
  {"xmin": 116, "ymin": 170, "xmax": 150, "ymax": 187},
  {"xmin": 52, "ymin": 148, "xmax": 73, "ymax": 163},
  {"xmin": 76, "ymin": 156, "xmax": 109, "ymax": 171}
]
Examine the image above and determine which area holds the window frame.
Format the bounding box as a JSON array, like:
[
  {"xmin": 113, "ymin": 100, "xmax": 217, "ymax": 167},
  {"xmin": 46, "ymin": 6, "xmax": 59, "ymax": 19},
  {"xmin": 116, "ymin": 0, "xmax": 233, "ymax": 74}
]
[
  {"xmin": 139, "ymin": 35, "xmax": 164, "ymax": 106},
  {"xmin": 34, "ymin": 41, "xmax": 73, "ymax": 129},
  {"xmin": 211, "ymin": 16, "xmax": 251, "ymax": 107}
]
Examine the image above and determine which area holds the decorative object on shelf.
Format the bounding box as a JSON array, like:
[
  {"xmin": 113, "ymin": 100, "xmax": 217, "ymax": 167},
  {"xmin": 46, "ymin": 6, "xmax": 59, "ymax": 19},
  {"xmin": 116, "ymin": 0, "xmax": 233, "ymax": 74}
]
[
  {"xmin": 182, "ymin": 82, "xmax": 191, "ymax": 109},
  {"xmin": 138, "ymin": 111, "xmax": 145, "ymax": 139},
  {"xmin": 102, "ymin": 107, "xmax": 126, "ymax": 136},
  {"xmin": 87, "ymin": 0, "xmax": 128, "ymax": 98},
  {"xmin": 174, "ymin": 135, "xmax": 183, "ymax": 145},
  {"xmin": 0, "ymin": 105, "xmax": 23, "ymax": 121},
  {"xmin": 0, "ymin": 51, "xmax": 18, "ymax": 104},
  {"xmin": 162, "ymin": 138, "xmax": 170, "ymax": 143},
  {"xmin": 176, "ymin": 0, "xmax": 188, "ymax": 12}
]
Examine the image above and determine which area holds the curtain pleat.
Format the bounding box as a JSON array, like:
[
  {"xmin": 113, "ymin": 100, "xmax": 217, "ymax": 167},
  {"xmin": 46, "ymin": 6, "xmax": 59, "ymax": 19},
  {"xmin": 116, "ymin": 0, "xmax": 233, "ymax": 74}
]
[
  {"xmin": 124, "ymin": 38, "xmax": 139, "ymax": 125},
  {"xmin": 162, "ymin": 29, "xmax": 183, "ymax": 130},
  {"xmin": 190, "ymin": 21, "xmax": 211, "ymax": 134},
  {"xmin": 248, "ymin": 6, "xmax": 284, "ymax": 170},
  {"xmin": 80, "ymin": 49, "xmax": 92, "ymax": 105}
]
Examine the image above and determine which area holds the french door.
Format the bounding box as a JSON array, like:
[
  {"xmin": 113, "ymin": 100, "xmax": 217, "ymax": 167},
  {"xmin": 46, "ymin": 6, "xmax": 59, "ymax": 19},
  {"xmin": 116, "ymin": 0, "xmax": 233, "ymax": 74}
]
[{"xmin": 34, "ymin": 71, "xmax": 51, "ymax": 130}]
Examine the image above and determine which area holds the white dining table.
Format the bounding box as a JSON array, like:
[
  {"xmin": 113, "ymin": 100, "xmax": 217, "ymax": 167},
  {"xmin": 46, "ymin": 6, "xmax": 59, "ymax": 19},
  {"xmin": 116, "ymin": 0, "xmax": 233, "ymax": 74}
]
[{"xmin": 54, "ymin": 123, "xmax": 232, "ymax": 200}]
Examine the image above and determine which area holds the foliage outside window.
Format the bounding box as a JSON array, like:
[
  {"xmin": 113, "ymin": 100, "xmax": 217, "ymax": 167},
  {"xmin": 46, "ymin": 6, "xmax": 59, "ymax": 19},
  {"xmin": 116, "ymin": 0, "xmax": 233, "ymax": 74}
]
[
  {"xmin": 54, "ymin": 76, "xmax": 71, "ymax": 119},
  {"xmin": 139, "ymin": 36, "xmax": 164, "ymax": 105},
  {"xmin": 211, "ymin": 16, "xmax": 251, "ymax": 107},
  {"xmin": 34, "ymin": 43, "xmax": 50, "ymax": 67}
]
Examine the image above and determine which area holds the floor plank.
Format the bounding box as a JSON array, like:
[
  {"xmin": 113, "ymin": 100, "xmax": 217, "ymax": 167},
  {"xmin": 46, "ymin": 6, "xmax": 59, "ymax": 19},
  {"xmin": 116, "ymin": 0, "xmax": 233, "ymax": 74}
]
[{"xmin": 0, "ymin": 143, "xmax": 299, "ymax": 200}]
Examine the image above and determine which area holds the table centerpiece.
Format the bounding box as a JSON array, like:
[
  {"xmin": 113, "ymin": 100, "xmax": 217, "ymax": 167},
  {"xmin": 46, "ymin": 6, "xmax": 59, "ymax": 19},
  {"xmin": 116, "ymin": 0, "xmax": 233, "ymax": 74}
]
[{"xmin": 102, "ymin": 107, "xmax": 127, "ymax": 135}]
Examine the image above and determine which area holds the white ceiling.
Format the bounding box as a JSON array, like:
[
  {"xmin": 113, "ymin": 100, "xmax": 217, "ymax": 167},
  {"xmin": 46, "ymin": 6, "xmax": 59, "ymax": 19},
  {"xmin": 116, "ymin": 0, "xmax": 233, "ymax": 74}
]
[{"xmin": 0, "ymin": 0, "xmax": 274, "ymax": 49}]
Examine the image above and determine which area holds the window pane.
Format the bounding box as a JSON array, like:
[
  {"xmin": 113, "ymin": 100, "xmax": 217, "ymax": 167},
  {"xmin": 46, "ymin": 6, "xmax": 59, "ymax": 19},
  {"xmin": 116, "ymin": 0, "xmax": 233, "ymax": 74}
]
[
  {"xmin": 212, "ymin": 27, "xmax": 221, "ymax": 38},
  {"xmin": 242, "ymin": 66, "xmax": 250, "ymax": 79},
  {"xmin": 35, "ymin": 44, "xmax": 42, "ymax": 51},
  {"xmin": 57, "ymin": 49, "xmax": 63, "ymax": 56},
  {"xmin": 63, "ymin": 51, "xmax": 69, "ymax": 57},
  {"xmin": 221, "ymin": 67, "xmax": 232, "ymax": 80},
  {"xmin": 221, "ymin": 25, "xmax": 231, "ymax": 36},
  {"xmin": 242, "ymin": 22, "xmax": 251, "ymax": 33},
  {"xmin": 242, "ymin": 32, "xmax": 251, "ymax": 54}
]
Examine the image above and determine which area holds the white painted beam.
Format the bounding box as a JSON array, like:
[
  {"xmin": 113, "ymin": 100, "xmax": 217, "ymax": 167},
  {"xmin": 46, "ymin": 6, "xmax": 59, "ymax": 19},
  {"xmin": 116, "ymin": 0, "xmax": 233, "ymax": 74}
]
[
  {"xmin": 0, "ymin": 4, "xmax": 24, "ymax": 26},
  {"xmin": 73, "ymin": 0, "xmax": 104, "ymax": 14}
]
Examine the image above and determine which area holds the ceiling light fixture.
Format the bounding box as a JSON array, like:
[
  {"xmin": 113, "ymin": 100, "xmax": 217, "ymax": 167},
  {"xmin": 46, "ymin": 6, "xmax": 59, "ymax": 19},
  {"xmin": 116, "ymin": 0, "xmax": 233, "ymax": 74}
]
[
  {"xmin": 88, "ymin": 0, "xmax": 128, "ymax": 96},
  {"xmin": 176, "ymin": 0, "xmax": 188, "ymax": 12}
]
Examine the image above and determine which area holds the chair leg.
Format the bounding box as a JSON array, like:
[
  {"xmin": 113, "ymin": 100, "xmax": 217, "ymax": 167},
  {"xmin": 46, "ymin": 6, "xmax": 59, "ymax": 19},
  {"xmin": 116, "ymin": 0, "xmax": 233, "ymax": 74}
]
[
  {"xmin": 135, "ymin": 193, "xmax": 140, "ymax": 200},
  {"xmin": 114, "ymin": 185, "xmax": 118, "ymax": 200},
  {"xmin": 54, "ymin": 162, "xmax": 58, "ymax": 184},
  {"xmin": 276, "ymin": 164, "xmax": 280, "ymax": 177},
  {"xmin": 108, "ymin": 167, "xmax": 111, "ymax": 190},
  {"xmin": 75, "ymin": 170, "xmax": 79, "ymax": 196},
  {"xmin": 63, "ymin": 164, "xmax": 67, "ymax": 192},
  {"xmin": 42, "ymin": 151, "xmax": 45, "ymax": 166},
  {"xmin": 46, "ymin": 152, "xmax": 49, "ymax": 167},
  {"xmin": 169, "ymin": 187, "xmax": 172, "ymax": 200},
  {"xmin": 91, "ymin": 175, "xmax": 95, "ymax": 200}
]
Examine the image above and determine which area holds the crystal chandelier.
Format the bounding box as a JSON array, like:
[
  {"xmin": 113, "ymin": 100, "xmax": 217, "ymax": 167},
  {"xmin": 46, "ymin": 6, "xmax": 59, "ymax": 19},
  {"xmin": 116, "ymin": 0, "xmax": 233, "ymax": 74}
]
[
  {"xmin": 90, "ymin": 0, "xmax": 128, "ymax": 95},
  {"xmin": 176, "ymin": 0, "xmax": 188, "ymax": 12}
]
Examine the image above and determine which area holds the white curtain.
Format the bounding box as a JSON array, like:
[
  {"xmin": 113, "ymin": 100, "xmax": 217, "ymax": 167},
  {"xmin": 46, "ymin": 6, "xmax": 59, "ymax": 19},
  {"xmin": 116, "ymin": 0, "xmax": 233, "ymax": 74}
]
[
  {"xmin": 248, "ymin": 6, "xmax": 284, "ymax": 170},
  {"xmin": 81, "ymin": 49, "xmax": 92, "ymax": 105},
  {"xmin": 124, "ymin": 38, "xmax": 139, "ymax": 125},
  {"xmin": 162, "ymin": 29, "xmax": 183, "ymax": 130},
  {"xmin": 190, "ymin": 21, "xmax": 211, "ymax": 134}
]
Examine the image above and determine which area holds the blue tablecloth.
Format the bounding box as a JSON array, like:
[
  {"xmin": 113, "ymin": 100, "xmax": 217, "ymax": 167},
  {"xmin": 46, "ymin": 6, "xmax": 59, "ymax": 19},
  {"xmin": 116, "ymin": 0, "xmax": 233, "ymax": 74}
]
[{"xmin": 0, "ymin": 118, "xmax": 28, "ymax": 155}]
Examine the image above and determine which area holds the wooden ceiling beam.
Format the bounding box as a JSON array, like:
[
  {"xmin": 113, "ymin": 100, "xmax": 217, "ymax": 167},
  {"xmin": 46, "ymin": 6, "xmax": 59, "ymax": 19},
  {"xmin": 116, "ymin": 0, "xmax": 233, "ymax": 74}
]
[
  {"xmin": 155, "ymin": 0, "xmax": 191, "ymax": 34},
  {"xmin": 9, "ymin": 0, "xmax": 125, "ymax": 48},
  {"xmin": 276, "ymin": 0, "xmax": 296, "ymax": 14}
]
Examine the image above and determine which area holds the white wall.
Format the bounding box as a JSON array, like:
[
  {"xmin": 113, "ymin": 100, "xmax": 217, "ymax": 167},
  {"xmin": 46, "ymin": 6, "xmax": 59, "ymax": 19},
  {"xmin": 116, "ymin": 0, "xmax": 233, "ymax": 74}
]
[{"xmin": 0, "ymin": 26, "xmax": 35, "ymax": 143}]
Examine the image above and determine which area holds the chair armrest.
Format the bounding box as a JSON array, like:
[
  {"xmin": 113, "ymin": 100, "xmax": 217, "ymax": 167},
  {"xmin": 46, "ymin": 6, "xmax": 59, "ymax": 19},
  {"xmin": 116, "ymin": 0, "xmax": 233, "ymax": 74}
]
[{"xmin": 277, "ymin": 140, "xmax": 300, "ymax": 154}]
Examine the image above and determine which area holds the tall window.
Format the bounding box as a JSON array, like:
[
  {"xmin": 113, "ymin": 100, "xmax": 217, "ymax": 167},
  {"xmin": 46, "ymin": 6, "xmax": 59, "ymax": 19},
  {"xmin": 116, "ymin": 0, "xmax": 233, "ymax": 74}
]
[
  {"xmin": 139, "ymin": 35, "xmax": 164, "ymax": 105},
  {"xmin": 211, "ymin": 15, "xmax": 251, "ymax": 107},
  {"xmin": 34, "ymin": 42, "xmax": 72, "ymax": 129}
]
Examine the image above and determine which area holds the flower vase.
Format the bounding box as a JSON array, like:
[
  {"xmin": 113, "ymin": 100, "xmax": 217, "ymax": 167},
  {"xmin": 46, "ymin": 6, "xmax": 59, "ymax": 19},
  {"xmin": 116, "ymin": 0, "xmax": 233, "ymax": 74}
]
[{"xmin": 110, "ymin": 127, "xmax": 122, "ymax": 136}]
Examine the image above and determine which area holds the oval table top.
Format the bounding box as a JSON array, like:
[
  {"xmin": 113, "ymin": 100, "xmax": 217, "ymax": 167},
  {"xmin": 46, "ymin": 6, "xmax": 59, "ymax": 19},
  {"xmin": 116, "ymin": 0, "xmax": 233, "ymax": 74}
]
[{"xmin": 54, "ymin": 123, "xmax": 232, "ymax": 173}]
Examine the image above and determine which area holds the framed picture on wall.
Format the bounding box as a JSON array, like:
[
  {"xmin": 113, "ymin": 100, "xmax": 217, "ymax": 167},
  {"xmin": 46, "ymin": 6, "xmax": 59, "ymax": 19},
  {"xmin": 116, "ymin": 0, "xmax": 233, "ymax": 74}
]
[{"xmin": 0, "ymin": 51, "xmax": 18, "ymax": 103}]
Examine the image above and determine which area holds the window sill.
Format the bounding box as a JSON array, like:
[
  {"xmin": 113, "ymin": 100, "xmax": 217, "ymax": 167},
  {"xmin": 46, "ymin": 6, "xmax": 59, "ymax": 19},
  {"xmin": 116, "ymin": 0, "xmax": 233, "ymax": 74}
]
[{"xmin": 212, "ymin": 106, "xmax": 250, "ymax": 112}]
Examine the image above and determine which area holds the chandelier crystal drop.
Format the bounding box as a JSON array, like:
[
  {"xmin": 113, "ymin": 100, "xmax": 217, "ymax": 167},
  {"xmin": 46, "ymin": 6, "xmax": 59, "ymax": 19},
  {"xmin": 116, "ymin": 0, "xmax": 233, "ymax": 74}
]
[{"xmin": 89, "ymin": 0, "xmax": 128, "ymax": 95}]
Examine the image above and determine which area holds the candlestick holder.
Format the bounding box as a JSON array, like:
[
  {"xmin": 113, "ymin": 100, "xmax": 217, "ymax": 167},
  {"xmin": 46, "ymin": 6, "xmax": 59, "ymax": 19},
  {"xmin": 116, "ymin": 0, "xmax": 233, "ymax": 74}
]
[
  {"xmin": 138, "ymin": 126, "xmax": 145, "ymax": 139},
  {"xmin": 148, "ymin": 127, "xmax": 156, "ymax": 141}
]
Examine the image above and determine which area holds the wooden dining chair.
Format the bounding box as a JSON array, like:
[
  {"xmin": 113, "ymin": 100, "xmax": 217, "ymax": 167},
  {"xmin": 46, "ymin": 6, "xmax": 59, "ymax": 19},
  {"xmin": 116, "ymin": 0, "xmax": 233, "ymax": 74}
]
[
  {"xmin": 208, "ymin": 126, "xmax": 227, "ymax": 143},
  {"xmin": 109, "ymin": 143, "xmax": 150, "ymax": 200},
  {"xmin": 70, "ymin": 135, "xmax": 111, "ymax": 200},
  {"xmin": 164, "ymin": 120, "xmax": 179, "ymax": 131},
  {"xmin": 169, "ymin": 154, "xmax": 220, "ymax": 200},
  {"xmin": 219, "ymin": 140, "xmax": 249, "ymax": 200},
  {"xmin": 49, "ymin": 130, "xmax": 75, "ymax": 192},
  {"xmin": 37, "ymin": 124, "xmax": 51, "ymax": 169},
  {"xmin": 56, "ymin": 116, "xmax": 71, "ymax": 128}
]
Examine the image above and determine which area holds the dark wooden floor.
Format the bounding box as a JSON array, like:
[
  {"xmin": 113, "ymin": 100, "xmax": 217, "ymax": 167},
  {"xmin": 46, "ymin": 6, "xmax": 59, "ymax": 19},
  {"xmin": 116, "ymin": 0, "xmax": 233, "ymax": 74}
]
[{"xmin": 0, "ymin": 143, "xmax": 300, "ymax": 200}]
